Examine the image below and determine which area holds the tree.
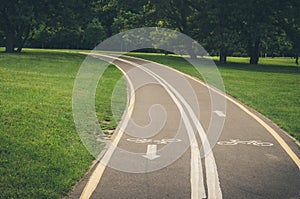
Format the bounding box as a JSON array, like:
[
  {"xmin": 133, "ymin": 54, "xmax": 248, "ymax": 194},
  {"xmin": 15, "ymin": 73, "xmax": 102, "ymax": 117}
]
[
  {"xmin": 192, "ymin": 0, "xmax": 241, "ymax": 64},
  {"xmin": 237, "ymin": 0, "xmax": 283, "ymax": 64},
  {"xmin": 0, "ymin": 0, "xmax": 41, "ymax": 52},
  {"xmin": 41, "ymin": 0, "xmax": 98, "ymax": 49},
  {"xmin": 278, "ymin": 0, "xmax": 300, "ymax": 64},
  {"xmin": 152, "ymin": 0, "xmax": 199, "ymax": 58},
  {"xmin": 81, "ymin": 18, "xmax": 107, "ymax": 49},
  {"xmin": 111, "ymin": 0, "xmax": 156, "ymax": 33},
  {"xmin": 88, "ymin": 0, "xmax": 119, "ymax": 37},
  {"xmin": 0, "ymin": 0, "xmax": 99, "ymax": 52},
  {"xmin": 1, "ymin": 0, "xmax": 297, "ymax": 59}
]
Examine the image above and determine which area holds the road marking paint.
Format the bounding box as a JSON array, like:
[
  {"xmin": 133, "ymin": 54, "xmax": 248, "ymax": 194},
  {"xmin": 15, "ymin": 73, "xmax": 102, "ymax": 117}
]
[
  {"xmin": 79, "ymin": 163, "xmax": 105, "ymax": 199},
  {"xmin": 143, "ymin": 145, "xmax": 160, "ymax": 160},
  {"xmin": 213, "ymin": 110, "xmax": 226, "ymax": 117},
  {"xmin": 153, "ymin": 138, "xmax": 182, "ymax": 144},
  {"xmin": 217, "ymin": 139, "xmax": 274, "ymax": 146},
  {"xmin": 131, "ymin": 59, "xmax": 222, "ymax": 198},
  {"xmin": 126, "ymin": 138, "xmax": 182, "ymax": 144},
  {"xmin": 82, "ymin": 53, "xmax": 300, "ymax": 199},
  {"xmin": 95, "ymin": 54, "xmax": 208, "ymax": 198},
  {"xmin": 79, "ymin": 58, "xmax": 136, "ymax": 199},
  {"xmin": 126, "ymin": 138, "xmax": 152, "ymax": 144},
  {"xmin": 123, "ymin": 54, "xmax": 300, "ymax": 170},
  {"xmin": 100, "ymin": 54, "xmax": 222, "ymax": 198},
  {"xmin": 81, "ymin": 54, "xmax": 206, "ymax": 198}
]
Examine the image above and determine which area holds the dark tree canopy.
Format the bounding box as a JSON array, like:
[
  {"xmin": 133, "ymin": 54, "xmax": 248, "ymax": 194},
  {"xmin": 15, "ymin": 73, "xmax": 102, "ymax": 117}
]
[{"xmin": 0, "ymin": 0, "xmax": 299, "ymax": 64}]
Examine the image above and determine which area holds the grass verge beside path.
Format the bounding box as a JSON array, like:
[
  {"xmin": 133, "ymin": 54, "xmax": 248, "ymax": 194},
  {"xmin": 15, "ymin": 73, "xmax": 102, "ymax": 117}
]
[
  {"xmin": 0, "ymin": 49, "xmax": 123, "ymax": 198},
  {"xmin": 128, "ymin": 53, "xmax": 300, "ymax": 141},
  {"xmin": 0, "ymin": 48, "xmax": 299, "ymax": 198},
  {"xmin": 0, "ymin": 50, "xmax": 92, "ymax": 198}
]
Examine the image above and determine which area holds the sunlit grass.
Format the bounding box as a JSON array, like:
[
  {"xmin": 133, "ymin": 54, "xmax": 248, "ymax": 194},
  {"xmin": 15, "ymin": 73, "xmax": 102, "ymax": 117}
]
[
  {"xmin": 0, "ymin": 49, "xmax": 124, "ymax": 198},
  {"xmin": 0, "ymin": 48, "xmax": 298, "ymax": 198}
]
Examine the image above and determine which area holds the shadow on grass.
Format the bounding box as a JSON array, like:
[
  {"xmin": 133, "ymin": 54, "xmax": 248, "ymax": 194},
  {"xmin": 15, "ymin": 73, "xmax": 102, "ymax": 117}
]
[
  {"xmin": 130, "ymin": 53, "xmax": 300, "ymax": 74},
  {"xmin": 215, "ymin": 60, "xmax": 300, "ymax": 74},
  {"xmin": 0, "ymin": 49, "xmax": 86, "ymax": 60}
]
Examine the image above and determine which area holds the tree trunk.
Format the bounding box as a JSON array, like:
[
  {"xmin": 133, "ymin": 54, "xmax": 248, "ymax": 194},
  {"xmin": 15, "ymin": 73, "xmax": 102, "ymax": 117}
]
[
  {"xmin": 16, "ymin": 46, "xmax": 22, "ymax": 53},
  {"xmin": 188, "ymin": 42, "xmax": 197, "ymax": 59},
  {"xmin": 189, "ymin": 52, "xmax": 197, "ymax": 59},
  {"xmin": 5, "ymin": 32, "xmax": 14, "ymax": 53},
  {"xmin": 296, "ymin": 54, "xmax": 299, "ymax": 65},
  {"xmin": 185, "ymin": 38, "xmax": 197, "ymax": 59},
  {"xmin": 250, "ymin": 54, "xmax": 259, "ymax": 64},
  {"xmin": 249, "ymin": 39, "xmax": 260, "ymax": 64},
  {"xmin": 16, "ymin": 26, "xmax": 31, "ymax": 53},
  {"xmin": 220, "ymin": 48, "xmax": 227, "ymax": 64}
]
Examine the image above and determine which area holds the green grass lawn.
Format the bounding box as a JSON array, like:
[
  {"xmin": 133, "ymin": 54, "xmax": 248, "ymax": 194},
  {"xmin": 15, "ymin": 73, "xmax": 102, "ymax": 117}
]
[
  {"xmin": 127, "ymin": 53, "xmax": 300, "ymax": 141},
  {"xmin": 95, "ymin": 64, "xmax": 127, "ymax": 135},
  {"xmin": 0, "ymin": 49, "xmax": 124, "ymax": 198},
  {"xmin": 0, "ymin": 49, "xmax": 299, "ymax": 198}
]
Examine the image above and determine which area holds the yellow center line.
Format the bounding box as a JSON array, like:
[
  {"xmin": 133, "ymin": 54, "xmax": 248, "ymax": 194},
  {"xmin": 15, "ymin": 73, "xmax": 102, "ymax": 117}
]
[
  {"xmin": 129, "ymin": 55, "xmax": 300, "ymax": 170},
  {"xmin": 79, "ymin": 55, "xmax": 136, "ymax": 199}
]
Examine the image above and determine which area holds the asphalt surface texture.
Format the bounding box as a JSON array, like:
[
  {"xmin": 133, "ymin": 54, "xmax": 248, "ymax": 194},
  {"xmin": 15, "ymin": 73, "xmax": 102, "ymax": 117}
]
[{"xmin": 68, "ymin": 54, "xmax": 300, "ymax": 199}]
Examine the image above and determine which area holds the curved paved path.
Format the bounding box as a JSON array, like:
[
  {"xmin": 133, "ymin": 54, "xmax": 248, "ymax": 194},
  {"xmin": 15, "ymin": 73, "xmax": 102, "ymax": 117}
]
[{"xmin": 69, "ymin": 54, "xmax": 300, "ymax": 199}]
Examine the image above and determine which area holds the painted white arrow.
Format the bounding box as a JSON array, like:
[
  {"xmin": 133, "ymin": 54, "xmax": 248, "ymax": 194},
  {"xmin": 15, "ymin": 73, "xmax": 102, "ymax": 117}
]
[
  {"xmin": 213, "ymin": 110, "xmax": 226, "ymax": 117},
  {"xmin": 143, "ymin": 144, "xmax": 160, "ymax": 160}
]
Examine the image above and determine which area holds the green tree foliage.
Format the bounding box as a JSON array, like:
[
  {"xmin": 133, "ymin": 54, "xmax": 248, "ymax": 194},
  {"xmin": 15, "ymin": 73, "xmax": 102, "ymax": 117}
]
[
  {"xmin": 191, "ymin": 0, "xmax": 242, "ymax": 63},
  {"xmin": 236, "ymin": 0, "xmax": 278, "ymax": 64},
  {"xmin": 279, "ymin": 0, "xmax": 300, "ymax": 64},
  {"xmin": 0, "ymin": 0, "xmax": 299, "ymax": 65},
  {"xmin": 111, "ymin": 0, "xmax": 156, "ymax": 33},
  {"xmin": 0, "ymin": 0, "xmax": 43, "ymax": 52}
]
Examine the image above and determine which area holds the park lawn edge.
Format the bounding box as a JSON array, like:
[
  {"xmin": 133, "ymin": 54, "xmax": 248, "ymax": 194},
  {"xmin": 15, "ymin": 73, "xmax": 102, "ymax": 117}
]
[{"xmin": 0, "ymin": 48, "xmax": 125, "ymax": 198}]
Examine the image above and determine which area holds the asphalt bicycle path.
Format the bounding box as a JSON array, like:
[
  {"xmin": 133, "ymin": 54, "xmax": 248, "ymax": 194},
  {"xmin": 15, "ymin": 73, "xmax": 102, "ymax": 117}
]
[{"xmin": 68, "ymin": 54, "xmax": 300, "ymax": 199}]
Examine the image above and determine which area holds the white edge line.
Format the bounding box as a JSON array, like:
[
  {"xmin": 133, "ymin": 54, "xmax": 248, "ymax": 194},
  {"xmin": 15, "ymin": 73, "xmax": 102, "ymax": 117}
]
[
  {"xmin": 131, "ymin": 57, "xmax": 222, "ymax": 198},
  {"xmin": 93, "ymin": 53, "xmax": 208, "ymax": 199},
  {"xmin": 120, "ymin": 54, "xmax": 300, "ymax": 170},
  {"xmin": 79, "ymin": 54, "xmax": 136, "ymax": 199}
]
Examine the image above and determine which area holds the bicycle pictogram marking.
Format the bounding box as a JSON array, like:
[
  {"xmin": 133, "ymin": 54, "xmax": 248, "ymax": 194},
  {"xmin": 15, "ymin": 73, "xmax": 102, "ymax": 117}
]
[
  {"xmin": 217, "ymin": 139, "xmax": 274, "ymax": 147},
  {"xmin": 126, "ymin": 138, "xmax": 182, "ymax": 145}
]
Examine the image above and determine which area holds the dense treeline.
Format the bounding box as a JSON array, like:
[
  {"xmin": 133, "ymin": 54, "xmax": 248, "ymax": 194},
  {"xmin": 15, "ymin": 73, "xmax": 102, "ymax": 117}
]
[{"xmin": 0, "ymin": 0, "xmax": 299, "ymax": 64}]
